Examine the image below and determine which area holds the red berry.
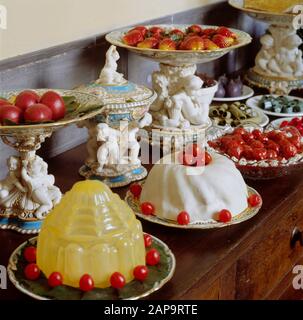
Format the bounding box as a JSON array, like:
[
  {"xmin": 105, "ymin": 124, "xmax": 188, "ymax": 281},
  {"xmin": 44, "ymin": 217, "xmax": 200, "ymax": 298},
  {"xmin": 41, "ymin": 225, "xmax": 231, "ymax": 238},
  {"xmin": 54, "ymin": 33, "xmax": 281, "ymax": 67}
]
[
  {"xmin": 141, "ymin": 202, "xmax": 155, "ymax": 215},
  {"xmin": 79, "ymin": 274, "xmax": 94, "ymax": 292},
  {"xmin": 252, "ymin": 129, "xmax": 262, "ymax": 139},
  {"xmin": 185, "ymin": 143, "xmax": 203, "ymax": 157},
  {"xmin": 130, "ymin": 183, "xmax": 142, "ymax": 198},
  {"xmin": 177, "ymin": 211, "xmax": 190, "ymax": 225},
  {"xmin": 23, "ymin": 246, "xmax": 37, "ymax": 263},
  {"xmin": 146, "ymin": 249, "xmax": 160, "ymax": 266},
  {"xmin": 133, "ymin": 266, "xmax": 149, "ymax": 281},
  {"xmin": 248, "ymin": 194, "xmax": 262, "ymax": 207},
  {"xmin": 143, "ymin": 233, "xmax": 153, "ymax": 248},
  {"xmin": 280, "ymin": 120, "xmax": 289, "ymax": 128},
  {"xmin": 234, "ymin": 127, "xmax": 246, "ymax": 136},
  {"xmin": 182, "ymin": 153, "xmax": 197, "ymax": 166},
  {"xmin": 110, "ymin": 272, "xmax": 126, "ymax": 289},
  {"xmin": 204, "ymin": 152, "xmax": 213, "ymax": 165},
  {"xmin": 48, "ymin": 272, "xmax": 63, "ymax": 288},
  {"xmin": 24, "ymin": 263, "xmax": 40, "ymax": 280},
  {"xmin": 218, "ymin": 209, "xmax": 232, "ymax": 223}
]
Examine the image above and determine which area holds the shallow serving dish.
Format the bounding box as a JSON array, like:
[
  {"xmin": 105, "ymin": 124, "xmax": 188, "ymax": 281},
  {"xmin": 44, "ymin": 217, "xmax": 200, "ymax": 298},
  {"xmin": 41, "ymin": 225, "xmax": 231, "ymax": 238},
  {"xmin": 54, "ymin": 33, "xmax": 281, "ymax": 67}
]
[
  {"xmin": 207, "ymin": 126, "xmax": 303, "ymax": 180},
  {"xmin": 106, "ymin": 24, "xmax": 252, "ymax": 66},
  {"xmin": 213, "ymin": 85, "xmax": 254, "ymax": 102}
]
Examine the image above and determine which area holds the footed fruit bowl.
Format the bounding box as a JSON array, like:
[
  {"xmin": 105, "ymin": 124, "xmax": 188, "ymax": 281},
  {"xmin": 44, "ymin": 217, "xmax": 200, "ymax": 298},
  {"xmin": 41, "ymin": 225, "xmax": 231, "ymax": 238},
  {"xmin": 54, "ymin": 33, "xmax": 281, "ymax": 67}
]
[
  {"xmin": 106, "ymin": 24, "xmax": 252, "ymax": 66},
  {"xmin": 207, "ymin": 125, "xmax": 303, "ymax": 180}
]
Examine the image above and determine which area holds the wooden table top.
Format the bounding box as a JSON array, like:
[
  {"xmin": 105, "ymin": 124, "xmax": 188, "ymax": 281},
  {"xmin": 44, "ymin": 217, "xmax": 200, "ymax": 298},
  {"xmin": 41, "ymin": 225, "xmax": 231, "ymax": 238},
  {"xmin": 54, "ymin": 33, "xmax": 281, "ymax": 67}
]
[{"xmin": 1, "ymin": 143, "xmax": 303, "ymax": 300}]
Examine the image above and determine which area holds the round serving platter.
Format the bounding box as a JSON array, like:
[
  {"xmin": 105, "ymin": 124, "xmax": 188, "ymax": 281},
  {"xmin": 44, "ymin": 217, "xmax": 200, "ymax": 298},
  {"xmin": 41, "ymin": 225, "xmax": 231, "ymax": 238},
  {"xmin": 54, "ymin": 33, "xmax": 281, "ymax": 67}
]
[
  {"xmin": 213, "ymin": 85, "xmax": 254, "ymax": 102},
  {"xmin": 8, "ymin": 236, "xmax": 175, "ymax": 300},
  {"xmin": 126, "ymin": 184, "xmax": 262, "ymax": 229},
  {"xmin": 246, "ymin": 95, "xmax": 303, "ymax": 118}
]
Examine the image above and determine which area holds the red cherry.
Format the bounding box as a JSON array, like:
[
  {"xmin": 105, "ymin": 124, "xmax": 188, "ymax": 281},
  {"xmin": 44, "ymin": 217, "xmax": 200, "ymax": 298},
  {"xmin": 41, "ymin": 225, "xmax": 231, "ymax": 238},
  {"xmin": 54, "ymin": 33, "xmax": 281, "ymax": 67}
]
[
  {"xmin": 182, "ymin": 153, "xmax": 197, "ymax": 166},
  {"xmin": 79, "ymin": 274, "xmax": 94, "ymax": 292},
  {"xmin": 130, "ymin": 183, "xmax": 142, "ymax": 198},
  {"xmin": 143, "ymin": 233, "xmax": 153, "ymax": 248},
  {"xmin": 248, "ymin": 194, "xmax": 262, "ymax": 207},
  {"xmin": 24, "ymin": 263, "xmax": 40, "ymax": 280},
  {"xmin": 252, "ymin": 129, "xmax": 262, "ymax": 139},
  {"xmin": 185, "ymin": 143, "xmax": 203, "ymax": 157},
  {"xmin": 133, "ymin": 266, "xmax": 149, "ymax": 281},
  {"xmin": 146, "ymin": 249, "xmax": 160, "ymax": 266},
  {"xmin": 280, "ymin": 120, "xmax": 289, "ymax": 128},
  {"xmin": 141, "ymin": 202, "xmax": 155, "ymax": 215},
  {"xmin": 177, "ymin": 211, "xmax": 190, "ymax": 225},
  {"xmin": 204, "ymin": 152, "xmax": 212, "ymax": 165},
  {"xmin": 110, "ymin": 272, "xmax": 126, "ymax": 289},
  {"xmin": 23, "ymin": 246, "xmax": 37, "ymax": 263},
  {"xmin": 48, "ymin": 272, "xmax": 63, "ymax": 288},
  {"xmin": 218, "ymin": 209, "xmax": 232, "ymax": 223}
]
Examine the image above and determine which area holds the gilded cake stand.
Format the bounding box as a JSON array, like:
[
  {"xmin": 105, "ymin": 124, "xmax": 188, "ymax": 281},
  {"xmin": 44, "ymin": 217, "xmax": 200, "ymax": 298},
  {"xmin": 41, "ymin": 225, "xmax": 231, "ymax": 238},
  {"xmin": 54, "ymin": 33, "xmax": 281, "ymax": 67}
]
[
  {"xmin": 106, "ymin": 24, "xmax": 252, "ymax": 152},
  {"xmin": 229, "ymin": 0, "xmax": 303, "ymax": 94},
  {"xmin": 0, "ymin": 89, "xmax": 102, "ymax": 233}
]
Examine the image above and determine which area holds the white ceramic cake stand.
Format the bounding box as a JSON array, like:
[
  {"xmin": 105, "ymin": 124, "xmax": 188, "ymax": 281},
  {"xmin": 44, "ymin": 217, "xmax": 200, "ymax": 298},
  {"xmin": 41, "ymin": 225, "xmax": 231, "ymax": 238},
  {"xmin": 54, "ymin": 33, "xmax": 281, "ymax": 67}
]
[
  {"xmin": 0, "ymin": 89, "xmax": 102, "ymax": 234},
  {"xmin": 106, "ymin": 24, "xmax": 252, "ymax": 153},
  {"xmin": 125, "ymin": 182, "xmax": 262, "ymax": 229},
  {"xmin": 229, "ymin": 0, "xmax": 303, "ymax": 94}
]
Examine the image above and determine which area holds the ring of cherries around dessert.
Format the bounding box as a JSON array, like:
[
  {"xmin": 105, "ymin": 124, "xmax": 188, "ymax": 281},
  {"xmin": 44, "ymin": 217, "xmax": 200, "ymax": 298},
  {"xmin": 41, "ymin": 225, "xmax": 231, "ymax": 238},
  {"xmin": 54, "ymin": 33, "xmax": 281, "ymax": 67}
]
[
  {"xmin": 122, "ymin": 25, "xmax": 238, "ymax": 51},
  {"xmin": 23, "ymin": 234, "xmax": 160, "ymax": 292},
  {"xmin": 129, "ymin": 143, "xmax": 262, "ymax": 225},
  {"xmin": 208, "ymin": 127, "xmax": 303, "ymax": 162},
  {"xmin": 0, "ymin": 90, "xmax": 66, "ymax": 125}
]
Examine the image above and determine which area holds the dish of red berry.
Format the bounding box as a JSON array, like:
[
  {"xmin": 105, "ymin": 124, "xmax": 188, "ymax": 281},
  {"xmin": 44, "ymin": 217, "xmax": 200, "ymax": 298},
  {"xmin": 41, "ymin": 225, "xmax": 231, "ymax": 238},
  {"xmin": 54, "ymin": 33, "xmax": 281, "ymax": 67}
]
[{"xmin": 207, "ymin": 126, "xmax": 303, "ymax": 179}]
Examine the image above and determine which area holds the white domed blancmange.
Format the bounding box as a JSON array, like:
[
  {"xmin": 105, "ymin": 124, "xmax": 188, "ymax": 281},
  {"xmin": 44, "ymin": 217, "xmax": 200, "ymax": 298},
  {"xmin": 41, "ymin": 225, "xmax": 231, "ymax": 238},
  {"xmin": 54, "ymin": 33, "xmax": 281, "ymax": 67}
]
[{"xmin": 140, "ymin": 153, "xmax": 248, "ymax": 222}]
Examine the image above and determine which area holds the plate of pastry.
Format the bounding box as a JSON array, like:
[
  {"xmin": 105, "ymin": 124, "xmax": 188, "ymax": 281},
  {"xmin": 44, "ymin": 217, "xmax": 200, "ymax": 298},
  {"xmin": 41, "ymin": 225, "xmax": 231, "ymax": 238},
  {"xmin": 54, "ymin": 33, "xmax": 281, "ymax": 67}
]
[
  {"xmin": 126, "ymin": 149, "xmax": 262, "ymax": 229},
  {"xmin": 8, "ymin": 180, "xmax": 175, "ymax": 300},
  {"xmin": 246, "ymin": 95, "xmax": 303, "ymax": 118},
  {"xmin": 210, "ymin": 101, "xmax": 269, "ymax": 128}
]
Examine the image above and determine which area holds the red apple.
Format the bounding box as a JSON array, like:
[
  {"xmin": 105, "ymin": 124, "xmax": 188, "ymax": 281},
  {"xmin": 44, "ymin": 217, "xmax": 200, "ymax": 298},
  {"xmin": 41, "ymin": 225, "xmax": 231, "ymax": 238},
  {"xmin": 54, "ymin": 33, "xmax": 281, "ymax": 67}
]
[
  {"xmin": 24, "ymin": 103, "xmax": 53, "ymax": 123},
  {"xmin": 0, "ymin": 105, "xmax": 23, "ymax": 125},
  {"xmin": 40, "ymin": 91, "xmax": 66, "ymax": 121},
  {"xmin": 15, "ymin": 90, "xmax": 40, "ymax": 111}
]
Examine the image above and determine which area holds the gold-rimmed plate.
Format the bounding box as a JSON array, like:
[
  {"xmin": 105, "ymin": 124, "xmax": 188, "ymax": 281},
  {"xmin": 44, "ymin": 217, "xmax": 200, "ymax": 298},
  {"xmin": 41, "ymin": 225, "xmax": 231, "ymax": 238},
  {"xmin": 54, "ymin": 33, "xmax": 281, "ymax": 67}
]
[
  {"xmin": 0, "ymin": 89, "xmax": 103, "ymax": 135},
  {"xmin": 126, "ymin": 183, "xmax": 262, "ymax": 229},
  {"xmin": 8, "ymin": 236, "xmax": 175, "ymax": 300}
]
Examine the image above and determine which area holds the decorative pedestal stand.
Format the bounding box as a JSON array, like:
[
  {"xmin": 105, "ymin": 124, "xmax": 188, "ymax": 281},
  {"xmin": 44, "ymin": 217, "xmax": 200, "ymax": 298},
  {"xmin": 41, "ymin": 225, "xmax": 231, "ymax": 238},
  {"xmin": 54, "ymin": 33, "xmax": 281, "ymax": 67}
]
[
  {"xmin": 229, "ymin": 0, "xmax": 303, "ymax": 94},
  {"xmin": 0, "ymin": 89, "xmax": 102, "ymax": 233},
  {"xmin": 78, "ymin": 45, "xmax": 156, "ymax": 188},
  {"xmin": 106, "ymin": 24, "xmax": 252, "ymax": 153}
]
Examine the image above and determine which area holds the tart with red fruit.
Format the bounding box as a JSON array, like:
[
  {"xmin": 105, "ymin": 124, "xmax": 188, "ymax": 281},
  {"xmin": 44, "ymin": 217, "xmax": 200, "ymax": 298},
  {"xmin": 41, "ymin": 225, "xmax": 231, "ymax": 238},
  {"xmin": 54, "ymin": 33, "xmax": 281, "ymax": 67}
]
[{"xmin": 208, "ymin": 126, "xmax": 303, "ymax": 179}]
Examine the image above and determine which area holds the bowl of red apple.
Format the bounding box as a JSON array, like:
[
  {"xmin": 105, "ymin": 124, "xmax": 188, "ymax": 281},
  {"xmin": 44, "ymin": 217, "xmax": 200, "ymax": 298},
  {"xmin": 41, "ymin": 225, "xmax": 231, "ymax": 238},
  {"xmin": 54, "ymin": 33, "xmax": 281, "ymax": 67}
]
[
  {"xmin": 0, "ymin": 89, "xmax": 101, "ymax": 133},
  {"xmin": 207, "ymin": 126, "xmax": 303, "ymax": 180}
]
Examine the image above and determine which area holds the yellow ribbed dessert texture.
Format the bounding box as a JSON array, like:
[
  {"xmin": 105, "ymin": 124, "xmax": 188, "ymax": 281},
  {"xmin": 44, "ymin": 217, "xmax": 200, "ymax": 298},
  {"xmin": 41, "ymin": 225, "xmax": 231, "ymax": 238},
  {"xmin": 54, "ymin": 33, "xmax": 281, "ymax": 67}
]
[
  {"xmin": 245, "ymin": 0, "xmax": 301, "ymax": 13},
  {"xmin": 37, "ymin": 180, "xmax": 145, "ymax": 288}
]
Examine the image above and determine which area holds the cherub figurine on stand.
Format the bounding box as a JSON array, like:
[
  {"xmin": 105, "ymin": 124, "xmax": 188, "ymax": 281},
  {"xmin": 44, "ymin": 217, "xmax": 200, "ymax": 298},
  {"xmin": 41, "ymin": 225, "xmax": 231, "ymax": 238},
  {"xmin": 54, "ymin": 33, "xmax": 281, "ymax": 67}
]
[
  {"xmin": 78, "ymin": 45, "xmax": 155, "ymax": 187},
  {"xmin": 149, "ymin": 64, "xmax": 217, "ymax": 153},
  {"xmin": 0, "ymin": 152, "xmax": 62, "ymax": 231}
]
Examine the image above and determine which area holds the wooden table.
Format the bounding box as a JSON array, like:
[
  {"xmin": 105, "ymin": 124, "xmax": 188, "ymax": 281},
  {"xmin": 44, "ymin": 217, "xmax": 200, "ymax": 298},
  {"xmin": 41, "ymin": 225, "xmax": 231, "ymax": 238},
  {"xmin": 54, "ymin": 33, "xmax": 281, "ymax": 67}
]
[{"xmin": 1, "ymin": 144, "xmax": 303, "ymax": 300}]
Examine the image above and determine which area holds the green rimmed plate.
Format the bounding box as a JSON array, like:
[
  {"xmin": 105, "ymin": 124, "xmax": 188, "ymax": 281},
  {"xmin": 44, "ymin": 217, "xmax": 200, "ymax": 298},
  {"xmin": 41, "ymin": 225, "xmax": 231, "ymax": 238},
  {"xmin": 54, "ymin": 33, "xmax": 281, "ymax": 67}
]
[{"xmin": 8, "ymin": 236, "xmax": 175, "ymax": 300}]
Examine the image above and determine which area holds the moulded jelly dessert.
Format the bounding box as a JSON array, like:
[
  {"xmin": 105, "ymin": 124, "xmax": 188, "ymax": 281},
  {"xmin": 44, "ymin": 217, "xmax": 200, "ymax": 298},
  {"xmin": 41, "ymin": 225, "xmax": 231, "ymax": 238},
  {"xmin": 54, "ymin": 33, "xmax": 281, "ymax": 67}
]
[{"xmin": 37, "ymin": 180, "xmax": 145, "ymax": 288}]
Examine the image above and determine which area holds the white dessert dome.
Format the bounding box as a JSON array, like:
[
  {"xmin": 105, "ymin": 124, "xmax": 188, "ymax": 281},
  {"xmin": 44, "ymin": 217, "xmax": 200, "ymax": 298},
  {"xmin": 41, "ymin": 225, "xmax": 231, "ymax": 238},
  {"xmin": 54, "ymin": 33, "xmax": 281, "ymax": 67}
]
[{"xmin": 140, "ymin": 152, "xmax": 248, "ymax": 222}]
